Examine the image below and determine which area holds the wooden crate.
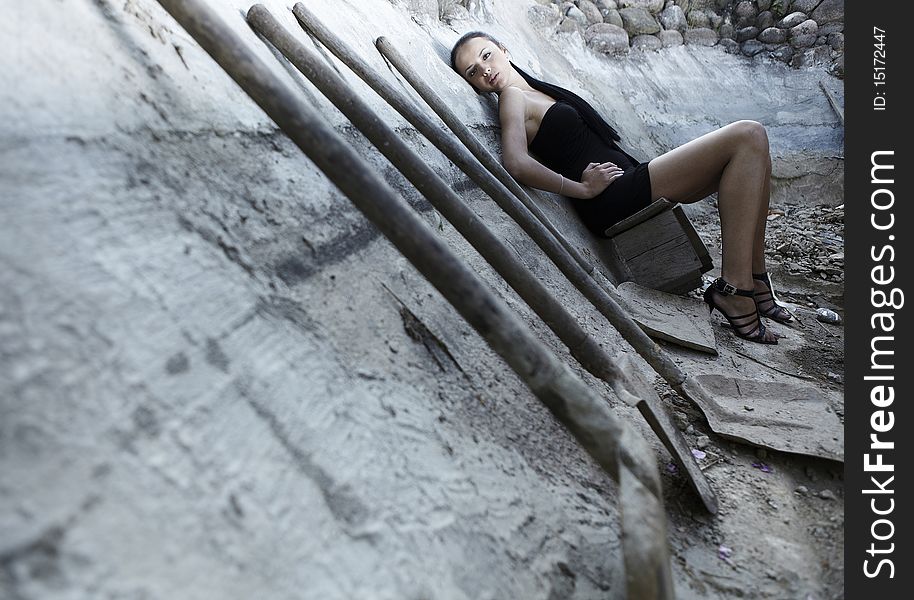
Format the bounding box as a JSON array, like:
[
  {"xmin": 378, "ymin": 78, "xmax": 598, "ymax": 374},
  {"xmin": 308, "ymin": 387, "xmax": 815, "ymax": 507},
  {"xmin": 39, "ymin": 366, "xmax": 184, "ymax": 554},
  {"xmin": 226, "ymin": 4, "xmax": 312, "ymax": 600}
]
[{"xmin": 601, "ymin": 199, "xmax": 712, "ymax": 295}]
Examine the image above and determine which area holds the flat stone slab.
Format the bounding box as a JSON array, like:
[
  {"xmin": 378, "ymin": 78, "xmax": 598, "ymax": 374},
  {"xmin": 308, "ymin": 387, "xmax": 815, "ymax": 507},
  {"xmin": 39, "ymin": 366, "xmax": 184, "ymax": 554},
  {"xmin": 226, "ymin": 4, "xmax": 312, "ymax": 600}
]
[
  {"xmin": 615, "ymin": 281, "xmax": 717, "ymax": 354},
  {"xmin": 682, "ymin": 374, "xmax": 843, "ymax": 462}
]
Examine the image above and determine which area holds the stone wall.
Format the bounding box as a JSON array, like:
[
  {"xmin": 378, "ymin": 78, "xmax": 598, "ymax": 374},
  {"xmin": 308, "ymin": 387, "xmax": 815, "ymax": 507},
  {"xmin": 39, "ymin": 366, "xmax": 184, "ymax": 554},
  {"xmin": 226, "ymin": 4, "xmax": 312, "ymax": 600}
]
[{"xmin": 530, "ymin": 0, "xmax": 844, "ymax": 76}]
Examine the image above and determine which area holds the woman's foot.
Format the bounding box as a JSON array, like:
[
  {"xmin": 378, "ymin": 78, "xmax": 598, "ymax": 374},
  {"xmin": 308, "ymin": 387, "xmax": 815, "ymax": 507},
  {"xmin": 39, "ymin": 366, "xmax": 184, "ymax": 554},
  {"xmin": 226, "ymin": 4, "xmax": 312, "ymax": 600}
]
[
  {"xmin": 704, "ymin": 278, "xmax": 778, "ymax": 344},
  {"xmin": 753, "ymin": 272, "xmax": 793, "ymax": 323}
]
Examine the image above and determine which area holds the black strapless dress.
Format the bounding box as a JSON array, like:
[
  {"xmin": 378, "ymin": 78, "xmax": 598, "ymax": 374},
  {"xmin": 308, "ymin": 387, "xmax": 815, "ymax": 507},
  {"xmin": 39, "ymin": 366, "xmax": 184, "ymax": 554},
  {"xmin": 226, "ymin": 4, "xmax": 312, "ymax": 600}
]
[{"xmin": 528, "ymin": 101, "xmax": 652, "ymax": 237}]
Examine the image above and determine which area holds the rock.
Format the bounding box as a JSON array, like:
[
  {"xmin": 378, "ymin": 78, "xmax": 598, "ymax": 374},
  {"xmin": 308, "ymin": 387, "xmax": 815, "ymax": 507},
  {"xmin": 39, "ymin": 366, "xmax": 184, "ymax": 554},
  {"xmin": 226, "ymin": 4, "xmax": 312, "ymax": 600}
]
[
  {"xmin": 758, "ymin": 26, "xmax": 787, "ymax": 43},
  {"xmin": 757, "ymin": 0, "xmax": 772, "ymax": 10},
  {"xmin": 828, "ymin": 32, "xmax": 844, "ymax": 51},
  {"xmin": 778, "ymin": 11, "xmax": 807, "ymax": 28},
  {"xmin": 631, "ymin": 34, "xmax": 663, "ymax": 50},
  {"xmin": 734, "ymin": 1, "xmax": 758, "ymax": 28},
  {"xmin": 696, "ymin": 435, "xmax": 711, "ymax": 449},
  {"xmin": 673, "ymin": 410, "xmax": 690, "ymax": 430},
  {"xmin": 658, "ymin": 5, "xmax": 687, "ymax": 31},
  {"xmin": 831, "ymin": 54, "xmax": 844, "ymax": 77},
  {"xmin": 578, "ymin": 0, "xmax": 605, "ymax": 24},
  {"xmin": 684, "ymin": 26, "xmax": 718, "ymax": 46},
  {"xmin": 527, "ymin": 4, "xmax": 562, "ymax": 28},
  {"xmin": 709, "ymin": 12, "xmax": 723, "ymax": 29},
  {"xmin": 790, "ymin": 0, "xmax": 819, "ymax": 12},
  {"xmin": 815, "ymin": 35, "xmax": 827, "ymax": 45},
  {"xmin": 619, "ymin": 6, "xmax": 661, "ymax": 34},
  {"xmin": 741, "ymin": 39, "xmax": 766, "ymax": 56},
  {"xmin": 818, "ymin": 22, "xmax": 844, "ymax": 35},
  {"xmin": 618, "ymin": 0, "xmax": 665, "ymax": 13},
  {"xmin": 596, "ymin": 0, "xmax": 618, "ymax": 9},
  {"xmin": 792, "ymin": 44, "xmax": 832, "ymax": 66},
  {"xmin": 719, "ymin": 38, "xmax": 741, "ymax": 53},
  {"xmin": 770, "ymin": 45, "xmax": 793, "ymax": 62},
  {"xmin": 584, "ymin": 22, "xmax": 631, "ymax": 53},
  {"xmin": 795, "ymin": 485, "xmax": 809, "ymax": 495},
  {"xmin": 818, "ymin": 489, "xmax": 837, "ymax": 501},
  {"xmin": 811, "ymin": 0, "xmax": 844, "ymax": 24},
  {"xmin": 718, "ymin": 22, "xmax": 735, "ymax": 39},
  {"xmin": 756, "ymin": 10, "xmax": 775, "ymax": 30},
  {"xmin": 564, "ymin": 5, "xmax": 590, "ymax": 27},
  {"xmin": 603, "ymin": 7, "xmax": 625, "ymax": 27},
  {"xmin": 736, "ymin": 26, "xmax": 760, "ymax": 42},
  {"xmin": 658, "ymin": 29, "xmax": 684, "ymax": 46},
  {"xmin": 686, "ymin": 9, "xmax": 710, "ymax": 28},
  {"xmin": 790, "ymin": 19, "xmax": 818, "ymax": 48}
]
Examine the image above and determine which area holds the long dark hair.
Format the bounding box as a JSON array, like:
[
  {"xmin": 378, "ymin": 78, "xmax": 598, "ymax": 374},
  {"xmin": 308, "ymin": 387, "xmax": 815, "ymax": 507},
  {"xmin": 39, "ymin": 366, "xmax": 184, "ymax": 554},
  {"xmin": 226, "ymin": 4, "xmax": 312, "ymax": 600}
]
[{"xmin": 451, "ymin": 32, "xmax": 622, "ymax": 146}]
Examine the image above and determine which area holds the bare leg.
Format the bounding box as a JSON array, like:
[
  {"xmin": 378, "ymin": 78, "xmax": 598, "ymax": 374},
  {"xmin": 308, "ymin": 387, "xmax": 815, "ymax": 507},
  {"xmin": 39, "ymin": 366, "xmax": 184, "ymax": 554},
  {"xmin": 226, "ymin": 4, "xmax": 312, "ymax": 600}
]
[{"xmin": 647, "ymin": 120, "xmax": 776, "ymax": 342}]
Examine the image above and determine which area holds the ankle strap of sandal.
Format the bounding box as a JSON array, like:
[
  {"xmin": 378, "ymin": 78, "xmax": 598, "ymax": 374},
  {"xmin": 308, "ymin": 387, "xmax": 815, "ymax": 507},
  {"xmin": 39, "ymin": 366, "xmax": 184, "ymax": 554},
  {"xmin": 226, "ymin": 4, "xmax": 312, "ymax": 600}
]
[
  {"xmin": 712, "ymin": 277, "xmax": 755, "ymax": 298},
  {"xmin": 752, "ymin": 272, "xmax": 770, "ymax": 282}
]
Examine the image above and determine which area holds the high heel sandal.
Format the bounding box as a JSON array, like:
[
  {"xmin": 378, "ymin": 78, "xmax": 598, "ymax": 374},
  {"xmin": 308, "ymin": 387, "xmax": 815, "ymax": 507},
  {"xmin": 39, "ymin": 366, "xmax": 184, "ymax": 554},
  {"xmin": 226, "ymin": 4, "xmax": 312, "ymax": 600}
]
[
  {"xmin": 703, "ymin": 277, "xmax": 778, "ymax": 344},
  {"xmin": 752, "ymin": 272, "xmax": 793, "ymax": 324}
]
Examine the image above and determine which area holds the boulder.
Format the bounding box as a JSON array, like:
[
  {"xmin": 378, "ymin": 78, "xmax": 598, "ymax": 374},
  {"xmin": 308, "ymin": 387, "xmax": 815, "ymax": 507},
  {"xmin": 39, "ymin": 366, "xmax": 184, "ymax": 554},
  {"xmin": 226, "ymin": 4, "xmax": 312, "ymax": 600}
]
[
  {"xmin": 811, "ymin": 0, "xmax": 844, "ymax": 24},
  {"xmin": 618, "ymin": 0, "xmax": 665, "ymax": 13},
  {"xmin": 619, "ymin": 6, "xmax": 662, "ymax": 34},
  {"xmin": 741, "ymin": 39, "xmax": 766, "ymax": 56},
  {"xmin": 658, "ymin": 29, "xmax": 684, "ymax": 46},
  {"xmin": 736, "ymin": 26, "xmax": 760, "ymax": 42},
  {"xmin": 578, "ymin": 0, "xmax": 605, "ymax": 24},
  {"xmin": 770, "ymin": 45, "xmax": 794, "ymax": 62},
  {"xmin": 757, "ymin": 0, "xmax": 773, "ymax": 10},
  {"xmin": 778, "ymin": 11, "xmax": 807, "ymax": 28},
  {"xmin": 687, "ymin": 9, "xmax": 710, "ymax": 28},
  {"xmin": 631, "ymin": 34, "xmax": 664, "ymax": 50},
  {"xmin": 756, "ymin": 10, "xmax": 775, "ymax": 30},
  {"xmin": 683, "ymin": 27, "xmax": 718, "ymax": 46},
  {"xmin": 828, "ymin": 32, "xmax": 844, "ymax": 51},
  {"xmin": 604, "ymin": 8, "xmax": 625, "ymax": 27},
  {"xmin": 527, "ymin": 3, "xmax": 562, "ymax": 28},
  {"xmin": 719, "ymin": 38, "xmax": 741, "ymax": 53},
  {"xmin": 659, "ymin": 5, "xmax": 687, "ymax": 31},
  {"xmin": 709, "ymin": 12, "xmax": 723, "ymax": 29},
  {"xmin": 789, "ymin": 18, "xmax": 818, "ymax": 47},
  {"xmin": 564, "ymin": 5, "xmax": 589, "ymax": 27},
  {"xmin": 734, "ymin": 1, "xmax": 759, "ymax": 28},
  {"xmin": 584, "ymin": 22, "xmax": 631, "ymax": 53},
  {"xmin": 757, "ymin": 26, "xmax": 787, "ymax": 43}
]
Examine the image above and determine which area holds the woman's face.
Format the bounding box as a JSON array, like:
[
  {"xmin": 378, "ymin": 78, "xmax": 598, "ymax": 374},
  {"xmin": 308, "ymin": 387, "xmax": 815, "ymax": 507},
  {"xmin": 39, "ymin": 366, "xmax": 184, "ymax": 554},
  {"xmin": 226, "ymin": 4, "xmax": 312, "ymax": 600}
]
[{"xmin": 454, "ymin": 36, "xmax": 510, "ymax": 93}]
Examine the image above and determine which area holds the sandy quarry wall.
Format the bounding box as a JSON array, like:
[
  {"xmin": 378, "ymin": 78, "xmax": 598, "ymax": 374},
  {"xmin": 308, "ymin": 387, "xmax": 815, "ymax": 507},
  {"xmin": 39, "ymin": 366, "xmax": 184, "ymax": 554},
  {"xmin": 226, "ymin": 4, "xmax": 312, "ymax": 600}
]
[{"xmin": 1, "ymin": 1, "xmax": 842, "ymax": 599}]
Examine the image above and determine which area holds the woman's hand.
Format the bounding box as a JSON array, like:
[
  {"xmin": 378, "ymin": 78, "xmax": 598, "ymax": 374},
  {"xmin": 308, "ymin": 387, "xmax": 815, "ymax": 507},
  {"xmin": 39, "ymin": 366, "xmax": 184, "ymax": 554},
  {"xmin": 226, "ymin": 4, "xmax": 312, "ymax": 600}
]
[{"xmin": 580, "ymin": 162, "xmax": 624, "ymax": 198}]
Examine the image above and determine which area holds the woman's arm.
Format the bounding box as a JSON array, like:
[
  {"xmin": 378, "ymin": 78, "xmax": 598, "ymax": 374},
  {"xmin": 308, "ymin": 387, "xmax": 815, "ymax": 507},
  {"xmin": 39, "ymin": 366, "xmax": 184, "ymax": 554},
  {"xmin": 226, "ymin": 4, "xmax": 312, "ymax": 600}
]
[{"xmin": 498, "ymin": 87, "xmax": 621, "ymax": 199}]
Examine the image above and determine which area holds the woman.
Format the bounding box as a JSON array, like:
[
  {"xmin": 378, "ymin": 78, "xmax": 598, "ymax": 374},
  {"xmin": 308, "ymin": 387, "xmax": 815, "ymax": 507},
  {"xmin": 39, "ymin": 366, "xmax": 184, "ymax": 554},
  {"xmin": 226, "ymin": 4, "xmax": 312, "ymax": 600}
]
[{"xmin": 451, "ymin": 31, "xmax": 791, "ymax": 344}]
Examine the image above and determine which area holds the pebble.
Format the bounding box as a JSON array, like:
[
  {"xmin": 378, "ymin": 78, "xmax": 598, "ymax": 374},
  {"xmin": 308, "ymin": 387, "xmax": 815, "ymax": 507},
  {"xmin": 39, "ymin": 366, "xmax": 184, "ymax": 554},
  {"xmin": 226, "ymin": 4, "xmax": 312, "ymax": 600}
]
[
  {"xmin": 696, "ymin": 435, "xmax": 710, "ymax": 449},
  {"xmin": 826, "ymin": 372, "xmax": 843, "ymax": 384},
  {"xmin": 816, "ymin": 308, "xmax": 841, "ymax": 324},
  {"xmin": 795, "ymin": 485, "xmax": 809, "ymax": 495},
  {"xmin": 743, "ymin": 405, "xmax": 755, "ymax": 412},
  {"xmin": 818, "ymin": 489, "xmax": 837, "ymax": 501}
]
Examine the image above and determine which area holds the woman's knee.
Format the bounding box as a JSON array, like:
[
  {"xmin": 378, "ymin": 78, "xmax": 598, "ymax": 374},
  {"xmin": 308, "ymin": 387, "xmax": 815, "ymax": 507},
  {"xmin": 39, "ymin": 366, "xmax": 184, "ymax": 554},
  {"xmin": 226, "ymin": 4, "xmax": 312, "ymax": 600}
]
[{"xmin": 733, "ymin": 120, "xmax": 769, "ymax": 154}]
